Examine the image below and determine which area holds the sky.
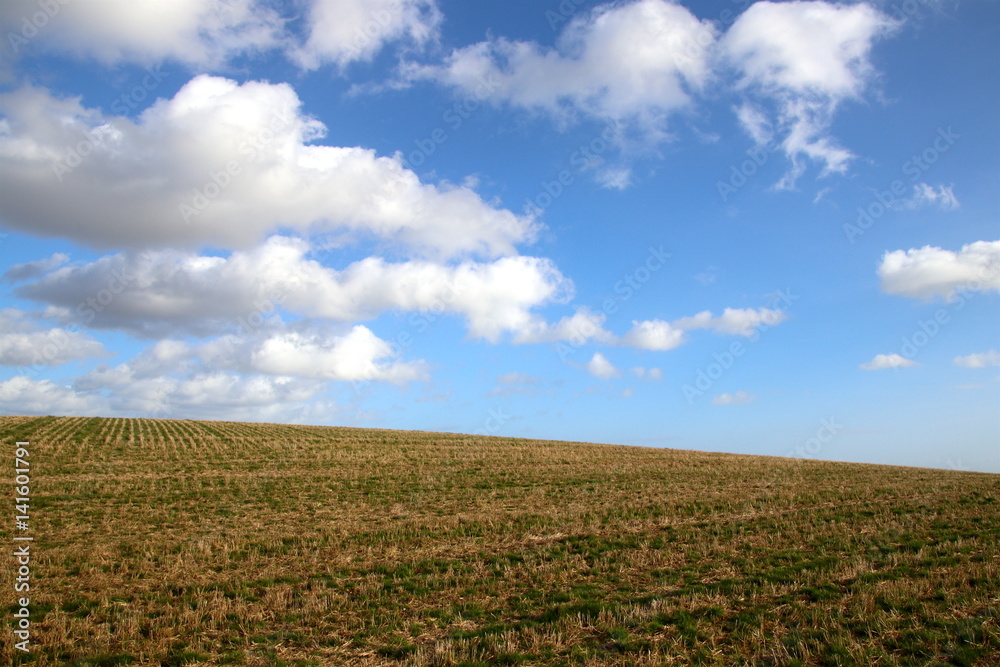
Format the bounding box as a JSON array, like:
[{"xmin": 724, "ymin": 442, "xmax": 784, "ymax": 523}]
[{"xmin": 0, "ymin": 0, "xmax": 997, "ymax": 473}]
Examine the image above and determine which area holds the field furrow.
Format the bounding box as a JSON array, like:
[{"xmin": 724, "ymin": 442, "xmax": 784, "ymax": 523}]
[{"xmin": 1, "ymin": 417, "xmax": 997, "ymax": 666}]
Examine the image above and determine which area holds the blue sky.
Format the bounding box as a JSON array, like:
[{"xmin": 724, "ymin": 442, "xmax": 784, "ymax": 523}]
[{"xmin": 0, "ymin": 0, "xmax": 997, "ymax": 472}]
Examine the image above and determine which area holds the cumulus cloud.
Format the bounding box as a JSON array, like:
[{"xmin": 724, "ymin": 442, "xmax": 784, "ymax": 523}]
[
  {"xmin": 58, "ymin": 323, "xmax": 426, "ymax": 420},
  {"xmin": 79, "ymin": 368, "xmax": 332, "ymax": 423},
  {"xmin": 1, "ymin": 0, "xmax": 440, "ymax": 72},
  {"xmin": 0, "ymin": 309, "xmax": 107, "ymax": 367},
  {"xmin": 878, "ymin": 240, "xmax": 1000, "ymax": 300},
  {"xmin": 123, "ymin": 373, "xmax": 328, "ymax": 422},
  {"xmin": 74, "ymin": 339, "xmax": 195, "ymax": 390},
  {"xmin": 712, "ymin": 390, "xmax": 755, "ymax": 405},
  {"xmin": 408, "ymin": 0, "xmax": 715, "ymax": 133},
  {"xmin": 585, "ymin": 352, "xmax": 620, "ymax": 379},
  {"xmin": 81, "ymin": 325, "xmax": 425, "ymax": 387},
  {"xmin": 673, "ymin": 307, "xmax": 787, "ymax": 336},
  {"xmin": 248, "ymin": 327, "xmax": 427, "ymax": 383},
  {"xmin": 722, "ymin": 1, "xmax": 896, "ymax": 187},
  {"xmin": 953, "ymin": 351, "xmax": 1000, "ymax": 369},
  {"xmin": 291, "ymin": 0, "xmax": 441, "ymax": 70},
  {"xmin": 0, "ymin": 76, "xmax": 537, "ymax": 259},
  {"xmin": 620, "ymin": 319, "xmax": 686, "ymax": 351},
  {"xmin": 13, "ymin": 236, "xmax": 572, "ymax": 341},
  {"xmin": 620, "ymin": 307, "xmax": 786, "ymax": 350},
  {"xmin": 0, "ymin": 376, "xmax": 107, "ymax": 416},
  {"xmin": 514, "ymin": 308, "xmax": 613, "ymax": 345},
  {"xmin": 405, "ymin": 0, "xmax": 897, "ymax": 188},
  {"xmin": 860, "ymin": 353, "xmax": 918, "ymax": 370},
  {"xmin": 0, "ymin": 0, "xmax": 284, "ymax": 68}
]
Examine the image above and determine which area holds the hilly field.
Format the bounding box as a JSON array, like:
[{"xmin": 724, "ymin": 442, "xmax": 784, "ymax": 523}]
[{"xmin": 1, "ymin": 416, "xmax": 998, "ymax": 666}]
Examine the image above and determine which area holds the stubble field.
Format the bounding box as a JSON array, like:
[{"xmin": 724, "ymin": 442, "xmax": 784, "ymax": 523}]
[{"xmin": 1, "ymin": 415, "xmax": 998, "ymax": 665}]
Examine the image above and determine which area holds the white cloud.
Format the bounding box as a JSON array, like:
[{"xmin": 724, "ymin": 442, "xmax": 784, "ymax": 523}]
[
  {"xmin": 514, "ymin": 308, "xmax": 613, "ymax": 345},
  {"xmin": 615, "ymin": 306, "xmax": 787, "ymax": 351},
  {"xmin": 734, "ymin": 102, "xmax": 773, "ymax": 146},
  {"xmin": 585, "ymin": 352, "xmax": 620, "ymax": 380},
  {"xmin": 15, "ymin": 241, "xmax": 792, "ymax": 357},
  {"xmin": 722, "ymin": 1, "xmax": 896, "ymax": 187},
  {"xmin": 117, "ymin": 325, "xmax": 428, "ymax": 385},
  {"xmin": 892, "ymin": 183, "xmax": 960, "ymax": 211},
  {"xmin": 83, "ymin": 368, "xmax": 332, "ymax": 423},
  {"xmin": 0, "ymin": 0, "xmax": 283, "ymax": 68},
  {"xmin": 291, "ymin": 0, "xmax": 441, "ymax": 70},
  {"xmin": 878, "ymin": 240, "xmax": 1000, "ymax": 300},
  {"xmin": 953, "ymin": 350, "xmax": 1000, "ymax": 369},
  {"xmin": 860, "ymin": 353, "xmax": 918, "ymax": 370},
  {"xmin": 672, "ymin": 307, "xmax": 787, "ymax": 336},
  {"xmin": 410, "ymin": 0, "xmax": 715, "ymax": 133},
  {"xmin": 248, "ymin": 327, "xmax": 426, "ymax": 383},
  {"xmin": 15, "ymin": 236, "xmax": 572, "ymax": 342},
  {"xmin": 595, "ymin": 166, "xmax": 633, "ymax": 191},
  {"xmin": 75, "ymin": 339, "xmax": 195, "ymax": 390},
  {"xmin": 405, "ymin": 0, "xmax": 897, "ymax": 189},
  {"xmin": 712, "ymin": 390, "xmax": 755, "ymax": 405},
  {"xmin": 133, "ymin": 373, "xmax": 327, "ymax": 422},
  {"xmin": 0, "ymin": 76, "xmax": 537, "ymax": 259},
  {"xmin": 0, "ymin": 376, "xmax": 107, "ymax": 416},
  {"xmin": 631, "ymin": 366, "xmax": 662, "ymax": 380},
  {"xmin": 813, "ymin": 186, "xmax": 833, "ymax": 204},
  {"xmin": 620, "ymin": 319, "xmax": 686, "ymax": 351},
  {"xmin": 724, "ymin": 1, "xmax": 891, "ymax": 97},
  {"xmin": 0, "ymin": 309, "xmax": 107, "ymax": 367},
  {"xmin": 2, "ymin": 0, "xmax": 446, "ymax": 72}
]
